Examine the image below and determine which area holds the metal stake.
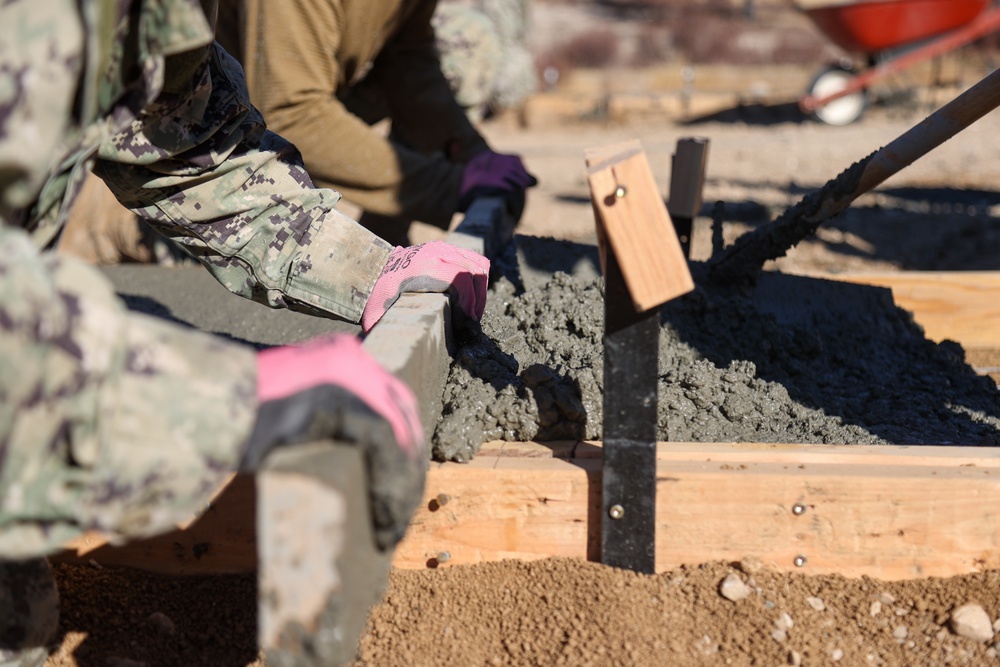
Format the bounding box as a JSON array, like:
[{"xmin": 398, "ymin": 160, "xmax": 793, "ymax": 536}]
[{"xmin": 601, "ymin": 250, "xmax": 658, "ymax": 574}]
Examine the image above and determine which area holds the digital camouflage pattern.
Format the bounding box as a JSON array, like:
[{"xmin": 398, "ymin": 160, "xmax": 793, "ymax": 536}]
[
  {"xmin": 0, "ymin": 0, "xmax": 392, "ymax": 560},
  {"xmin": 434, "ymin": 0, "xmax": 538, "ymax": 114},
  {"xmin": 432, "ymin": 4, "xmax": 503, "ymax": 113}
]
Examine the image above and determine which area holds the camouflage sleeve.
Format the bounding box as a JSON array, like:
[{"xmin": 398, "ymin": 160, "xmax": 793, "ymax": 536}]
[
  {"xmin": 0, "ymin": 0, "xmax": 84, "ymax": 224},
  {"xmin": 93, "ymin": 42, "xmax": 393, "ymax": 323},
  {"xmin": 0, "ymin": 223, "xmax": 257, "ymax": 558}
]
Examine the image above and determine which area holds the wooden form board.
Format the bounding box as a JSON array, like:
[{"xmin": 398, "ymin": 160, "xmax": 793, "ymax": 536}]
[
  {"xmin": 396, "ymin": 440, "xmax": 1000, "ymax": 580},
  {"xmin": 585, "ymin": 141, "xmax": 694, "ymax": 310},
  {"xmin": 58, "ymin": 440, "xmax": 1000, "ymax": 581}
]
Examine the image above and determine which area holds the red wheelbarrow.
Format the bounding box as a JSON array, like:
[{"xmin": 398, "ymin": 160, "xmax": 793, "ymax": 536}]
[{"xmin": 796, "ymin": 0, "xmax": 1000, "ymax": 124}]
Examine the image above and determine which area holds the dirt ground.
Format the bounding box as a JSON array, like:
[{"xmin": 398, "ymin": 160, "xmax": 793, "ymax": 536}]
[{"xmin": 43, "ymin": 58, "xmax": 1000, "ymax": 667}]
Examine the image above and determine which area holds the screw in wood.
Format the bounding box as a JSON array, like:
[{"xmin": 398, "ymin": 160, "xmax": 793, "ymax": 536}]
[
  {"xmin": 608, "ymin": 504, "xmax": 625, "ymax": 520},
  {"xmin": 614, "ymin": 185, "xmax": 627, "ymax": 199},
  {"xmin": 794, "ymin": 555, "xmax": 808, "ymax": 567},
  {"xmin": 792, "ymin": 503, "xmax": 807, "ymax": 516}
]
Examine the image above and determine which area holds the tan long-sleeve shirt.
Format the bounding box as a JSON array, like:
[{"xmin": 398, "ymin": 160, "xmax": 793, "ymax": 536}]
[{"xmin": 217, "ymin": 0, "xmax": 489, "ymax": 229}]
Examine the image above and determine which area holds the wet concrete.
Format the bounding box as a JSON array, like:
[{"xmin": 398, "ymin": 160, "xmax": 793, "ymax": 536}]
[
  {"xmin": 432, "ymin": 236, "xmax": 1000, "ymax": 462},
  {"xmin": 708, "ymin": 151, "xmax": 878, "ymax": 283},
  {"xmin": 102, "ymin": 265, "xmax": 358, "ymax": 348},
  {"xmin": 99, "ymin": 253, "xmax": 1000, "ymax": 466}
]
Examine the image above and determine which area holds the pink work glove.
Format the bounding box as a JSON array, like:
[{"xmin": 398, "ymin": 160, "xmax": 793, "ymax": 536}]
[
  {"xmin": 361, "ymin": 241, "xmax": 490, "ymax": 333},
  {"xmin": 242, "ymin": 334, "xmax": 424, "ymax": 549},
  {"xmin": 458, "ymin": 150, "xmax": 538, "ymax": 213}
]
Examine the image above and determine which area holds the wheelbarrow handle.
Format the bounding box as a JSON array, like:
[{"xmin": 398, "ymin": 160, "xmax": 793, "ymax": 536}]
[{"xmin": 710, "ymin": 67, "xmax": 1000, "ymax": 283}]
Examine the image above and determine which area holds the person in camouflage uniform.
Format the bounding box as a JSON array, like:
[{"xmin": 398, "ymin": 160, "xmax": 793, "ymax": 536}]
[
  {"xmin": 215, "ymin": 0, "xmax": 538, "ymax": 247},
  {"xmin": 0, "ymin": 0, "xmax": 496, "ymax": 664}
]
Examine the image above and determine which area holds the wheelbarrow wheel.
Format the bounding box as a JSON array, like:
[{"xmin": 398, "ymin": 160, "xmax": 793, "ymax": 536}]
[{"xmin": 808, "ymin": 65, "xmax": 868, "ymax": 126}]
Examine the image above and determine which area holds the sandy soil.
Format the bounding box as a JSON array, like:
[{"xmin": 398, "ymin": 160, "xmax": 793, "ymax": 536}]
[{"xmin": 43, "ymin": 62, "xmax": 1000, "ymax": 667}]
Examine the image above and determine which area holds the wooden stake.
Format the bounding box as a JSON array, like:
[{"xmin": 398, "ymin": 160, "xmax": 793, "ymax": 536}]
[
  {"xmin": 667, "ymin": 138, "xmax": 710, "ymax": 258},
  {"xmin": 586, "ymin": 141, "xmax": 694, "ymax": 573},
  {"xmin": 586, "ymin": 141, "xmax": 694, "ymax": 311}
]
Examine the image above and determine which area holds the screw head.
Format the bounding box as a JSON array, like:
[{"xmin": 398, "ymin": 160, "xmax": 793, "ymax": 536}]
[
  {"xmin": 792, "ymin": 503, "xmax": 807, "ymax": 516},
  {"xmin": 608, "ymin": 504, "xmax": 625, "ymax": 520},
  {"xmin": 614, "ymin": 185, "xmax": 627, "ymax": 199},
  {"xmin": 793, "ymin": 555, "xmax": 807, "ymax": 568}
]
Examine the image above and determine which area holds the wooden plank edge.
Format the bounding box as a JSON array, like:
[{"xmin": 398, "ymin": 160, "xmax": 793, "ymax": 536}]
[
  {"xmin": 56, "ymin": 441, "xmax": 1000, "ymax": 581},
  {"xmin": 395, "ymin": 443, "xmax": 1000, "ymax": 580}
]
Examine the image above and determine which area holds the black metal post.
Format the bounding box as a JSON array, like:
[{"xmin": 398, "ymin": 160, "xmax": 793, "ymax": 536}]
[{"xmin": 601, "ymin": 250, "xmax": 659, "ymax": 574}]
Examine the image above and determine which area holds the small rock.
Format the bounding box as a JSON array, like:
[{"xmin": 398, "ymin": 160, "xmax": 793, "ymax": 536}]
[
  {"xmin": 831, "ymin": 648, "xmax": 844, "ymax": 662},
  {"xmin": 776, "ymin": 612, "xmax": 794, "ymax": 631},
  {"xmin": 719, "ymin": 573, "xmax": 752, "ymax": 602},
  {"xmin": 994, "ymin": 618, "xmax": 1000, "ymax": 633},
  {"xmin": 739, "ymin": 556, "xmax": 764, "ymax": 574},
  {"xmin": 147, "ymin": 611, "xmax": 175, "ymax": 637},
  {"xmin": 936, "ymin": 629, "xmax": 949, "ymax": 642},
  {"xmin": 788, "ymin": 649, "xmax": 802, "ymax": 666},
  {"xmin": 893, "ymin": 626, "xmax": 909, "ymax": 640},
  {"xmin": 949, "ymin": 604, "xmax": 995, "ymax": 643},
  {"xmin": 878, "ymin": 592, "xmax": 896, "ymax": 605},
  {"xmin": 771, "ymin": 612, "xmax": 793, "ymax": 643},
  {"xmin": 915, "ymin": 598, "xmax": 929, "ymax": 612},
  {"xmin": 696, "ymin": 635, "xmax": 718, "ymax": 656},
  {"xmin": 895, "ymin": 607, "xmax": 909, "ymax": 616},
  {"xmin": 869, "ymin": 601, "xmax": 882, "ymax": 617},
  {"xmin": 806, "ymin": 596, "xmax": 825, "ymax": 611},
  {"xmin": 986, "ymin": 647, "xmax": 998, "ymax": 659}
]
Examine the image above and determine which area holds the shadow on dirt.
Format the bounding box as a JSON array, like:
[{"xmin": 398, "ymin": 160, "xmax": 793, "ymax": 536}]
[
  {"xmin": 711, "ymin": 186, "xmax": 1000, "ymax": 271},
  {"xmin": 684, "ymin": 101, "xmax": 811, "ymax": 126}
]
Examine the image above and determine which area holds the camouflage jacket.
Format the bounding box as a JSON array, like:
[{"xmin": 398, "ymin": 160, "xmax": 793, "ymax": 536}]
[{"xmin": 0, "ymin": 0, "xmax": 391, "ymax": 557}]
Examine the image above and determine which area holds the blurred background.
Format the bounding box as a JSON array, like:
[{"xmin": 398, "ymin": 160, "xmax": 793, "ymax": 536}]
[{"xmin": 517, "ymin": 0, "xmax": 1000, "ymax": 126}]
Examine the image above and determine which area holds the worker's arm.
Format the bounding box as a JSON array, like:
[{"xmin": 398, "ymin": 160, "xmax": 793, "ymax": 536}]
[
  {"xmin": 0, "ymin": 223, "xmax": 259, "ymax": 558},
  {"xmin": 234, "ymin": 0, "xmax": 485, "ymax": 228},
  {"xmin": 94, "ymin": 43, "xmax": 393, "ymax": 322},
  {"xmin": 373, "ymin": 2, "xmax": 537, "ymax": 216}
]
